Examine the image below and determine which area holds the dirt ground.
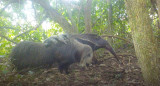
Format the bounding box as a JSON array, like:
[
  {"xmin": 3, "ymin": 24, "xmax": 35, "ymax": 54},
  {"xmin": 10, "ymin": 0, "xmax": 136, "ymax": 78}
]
[{"xmin": 0, "ymin": 49, "xmax": 145, "ymax": 86}]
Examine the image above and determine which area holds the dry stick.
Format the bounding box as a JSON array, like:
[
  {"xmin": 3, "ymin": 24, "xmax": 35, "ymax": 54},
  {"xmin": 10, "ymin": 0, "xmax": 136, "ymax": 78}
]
[
  {"xmin": 127, "ymin": 81, "xmax": 142, "ymax": 84},
  {"xmin": 117, "ymin": 54, "xmax": 137, "ymax": 58},
  {"xmin": 101, "ymin": 35, "xmax": 132, "ymax": 44},
  {"xmin": 13, "ymin": 17, "xmax": 46, "ymax": 40},
  {"xmin": 0, "ymin": 34, "xmax": 17, "ymax": 44}
]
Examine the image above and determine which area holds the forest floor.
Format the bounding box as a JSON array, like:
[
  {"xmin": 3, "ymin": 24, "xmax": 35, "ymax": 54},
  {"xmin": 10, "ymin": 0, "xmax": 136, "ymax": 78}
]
[{"xmin": 0, "ymin": 48, "xmax": 145, "ymax": 86}]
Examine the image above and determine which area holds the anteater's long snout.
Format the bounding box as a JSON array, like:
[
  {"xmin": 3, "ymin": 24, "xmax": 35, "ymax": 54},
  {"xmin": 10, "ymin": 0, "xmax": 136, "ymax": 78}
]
[{"xmin": 105, "ymin": 46, "xmax": 120, "ymax": 63}]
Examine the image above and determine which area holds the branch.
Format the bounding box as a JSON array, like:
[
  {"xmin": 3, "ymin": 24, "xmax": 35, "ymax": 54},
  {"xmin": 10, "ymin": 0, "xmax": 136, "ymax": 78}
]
[
  {"xmin": 32, "ymin": 0, "xmax": 73, "ymax": 33},
  {"xmin": 101, "ymin": 35, "xmax": 132, "ymax": 44},
  {"xmin": 62, "ymin": 2, "xmax": 78, "ymax": 33},
  {"xmin": 0, "ymin": 2, "xmax": 10, "ymax": 14},
  {"xmin": 13, "ymin": 16, "xmax": 46, "ymax": 40},
  {"xmin": 0, "ymin": 0, "xmax": 20, "ymax": 15},
  {"xmin": 31, "ymin": 2, "xmax": 37, "ymax": 20},
  {"xmin": 117, "ymin": 54, "xmax": 136, "ymax": 58},
  {"xmin": 0, "ymin": 26, "xmax": 16, "ymax": 29},
  {"xmin": 0, "ymin": 34, "xmax": 17, "ymax": 44}
]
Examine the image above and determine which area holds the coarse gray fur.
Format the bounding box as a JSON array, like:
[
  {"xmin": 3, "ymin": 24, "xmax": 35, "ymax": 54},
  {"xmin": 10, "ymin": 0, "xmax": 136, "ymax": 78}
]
[
  {"xmin": 10, "ymin": 41, "xmax": 57, "ymax": 70},
  {"xmin": 44, "ymin": 34, "xmax": 70, "ymax": 46},
  {"xmin": 44, "ymin": 34, "xmax": 93, "ymax": 68}
]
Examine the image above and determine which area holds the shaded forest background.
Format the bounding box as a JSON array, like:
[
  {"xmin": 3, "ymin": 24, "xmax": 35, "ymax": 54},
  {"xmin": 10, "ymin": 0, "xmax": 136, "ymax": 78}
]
[
  {"xmin": 0, "ymin": 0, "xmax": 135, "ymax": 55},
  {"xmin": 0, "ymin": 0, "xmax": 160, "ymax": 85}
]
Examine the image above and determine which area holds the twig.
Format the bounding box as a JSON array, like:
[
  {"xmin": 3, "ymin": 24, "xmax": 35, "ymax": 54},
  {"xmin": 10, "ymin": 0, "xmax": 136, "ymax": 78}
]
[
  {"xmin": 13, "ymin": 16, "xmax": 47, "ymax": 40},
  {"xmin": 117, "ymin": 54, "xmax": 137, "ymax": 58},
  {"xmin": 106, "ymin": 69, "xmax": 125, "ymax": 74},
  {"xmin": 101, "ymin": 34, "xmax": 132, "ymax": 44},
  {"xmin": 127, "ymin": 81, "xmax": 142, "ymax": 84},
  {"xmin": 0, "ymin": 26, "xmax": 16, "ymax": 29},
  {"xmin": 0, "ymin": 34, "xmax": 17, "ymax": 44}
]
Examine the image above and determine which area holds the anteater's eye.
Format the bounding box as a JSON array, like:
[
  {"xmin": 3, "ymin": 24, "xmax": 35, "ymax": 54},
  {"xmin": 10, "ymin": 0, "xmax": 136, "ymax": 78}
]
[{"xmin": 87, "ymin": 54, "xmax": 91, "ymax": 57}]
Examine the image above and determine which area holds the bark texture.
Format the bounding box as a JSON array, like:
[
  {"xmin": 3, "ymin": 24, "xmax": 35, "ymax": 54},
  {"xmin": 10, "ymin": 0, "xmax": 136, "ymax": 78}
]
[
  {"xmin": 125, "ymin": 0, "xmax": 160, "ymax": 85},
  {"xmin": 84, "ymin": 0, "xmax": 92, "ymax": 33},
  {"xmin": 156, "ymin": 0, "xmax": 160, "ymax": 27},
  {"xmin": 107, "ymin": 0, "xmax": 113, "ymax": 44},
  {"xmin": 156, "ymin": 0, "xmax": 160, "ymax": 37}
]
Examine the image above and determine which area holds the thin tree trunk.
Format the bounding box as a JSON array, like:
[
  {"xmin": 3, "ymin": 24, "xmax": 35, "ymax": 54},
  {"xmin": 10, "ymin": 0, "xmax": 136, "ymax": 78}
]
[
  {"xmin": 125, "ymin": 0, "xmax": 160, "ymax": 85},
  {"xmin": 156, "ymin": 0, "xmax": 160, "ymax": 39},
  {"xmin": 62, "ymin": 2, "xmax": 78, "ymax": 34},
  {"xmin": 107, "ymin": 0, "xmax": 113, "ymax": 44},
  {"xmin": 66, "ymin": 6, "xmax": 78, "ymax": 34},
  {"xmin": 156, "ymin": 0, "xmax": 160, "ymax": 28},
  {"xmin": 84, "ymin": 0, "xmax": 92, "ymax": 33}
]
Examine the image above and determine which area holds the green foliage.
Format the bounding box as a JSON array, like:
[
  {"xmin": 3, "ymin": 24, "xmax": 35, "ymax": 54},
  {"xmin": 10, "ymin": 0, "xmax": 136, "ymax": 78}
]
[{"xmin": 0, "ymin": 0, "xmax": 135, "ymax": 58}]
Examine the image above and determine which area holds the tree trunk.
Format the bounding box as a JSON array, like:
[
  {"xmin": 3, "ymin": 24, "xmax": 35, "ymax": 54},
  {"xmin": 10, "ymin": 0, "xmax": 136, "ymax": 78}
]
[
  {"xmin": 125, "ymin": 0, "xmax": 160, "ymax": 85},
  {"xmin": 156, "ymin": 0, "xmax": 160, "ymax": 40},
  {"xmin": 156, "ymin": 0, "xmax": 160, "ymax": 28},
  {"xmin": 84, "ymin": 0, "xmax": 92, "ymax": 33},
  {"xmin": 106, "ymin": 0, "xmax": 113, "ymax": 44},
  {"xmin": 32, "ymin": 0, "xmax": 76, "ymax": 34}
]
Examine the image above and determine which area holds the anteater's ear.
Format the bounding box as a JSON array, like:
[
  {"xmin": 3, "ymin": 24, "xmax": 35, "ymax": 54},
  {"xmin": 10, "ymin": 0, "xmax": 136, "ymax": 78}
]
[
  {"xmin": 44, "ymin": 39, "xmax": 56, "ymax": 48},
  {"xmin": 44, "ymin": 42, "xmax": 50, "ymax": 47}
]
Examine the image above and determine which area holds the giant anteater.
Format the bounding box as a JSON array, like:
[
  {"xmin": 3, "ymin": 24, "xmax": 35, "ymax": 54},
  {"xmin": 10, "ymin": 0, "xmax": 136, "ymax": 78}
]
[{"xmin": 10, "ymin": 35, "xmax": 93, "ymax": 74}]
